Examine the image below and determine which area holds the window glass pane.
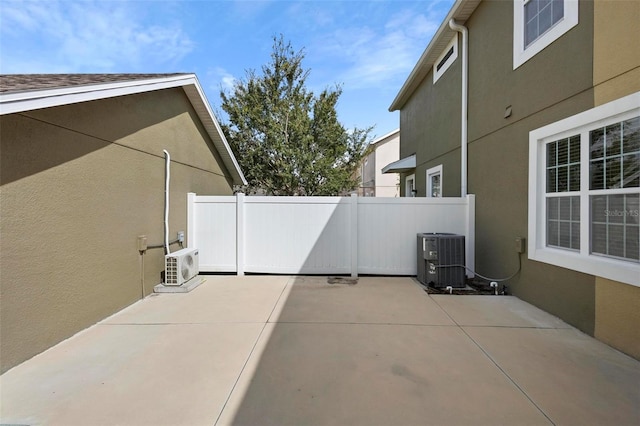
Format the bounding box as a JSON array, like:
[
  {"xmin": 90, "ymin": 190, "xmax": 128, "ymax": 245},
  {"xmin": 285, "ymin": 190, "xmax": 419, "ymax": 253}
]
[
  {"xmin": 547, "ymin": 196, "xmax": 579, "ymax": 250},
  {"xmin": 548, "ymin": 197, "xmax": 559, "ymax": 219},
  {"xmin": 558, "ymin": 140, "xmax": 568, "ymax": 164},
  {"xmin": 558, "ymin": 166, "xmax": 568, "ymax": 192},
  {"xmin": 525, "ymin": 0, "xmax": 539, "ymax": 22},
  {"xmin": 548, "ymin": 220, "xmax": 559, "ymax": 246},
  {"xmin": 559, "ymin": 196, "xmax": 571, "ymax": 220},
  {"xmin": 606, "ymin": 123, "xmax": 622, "ymax": 156},
  {"xmin": 606, "ymin": 156, "xmax": 622, "ymax": 189},
  {"xmin": 569, "ymin": 164, "xmax": 580, "ymax": 191},
  {"xmin": 623, "ymin": 154, "xmax": 640, "ymax": 188},
  {"xmin": 547, "ymin": 168, "xmax": 557, "ymax": 193},
  {"xmin": 539, "ymin": 1, "xmax": 553, "ymax": 35},
  {"xmin": 552, "ymin": 0, "xmax": 564, "ymax": 23},
  {"xmin": 591, "ymin": 223, "xmax": 607, "ymax": 254},
  {"xmin": 590, "ymin": 160, "xmax": 604, "ymax": 190},
  {"xmin": 590, "ymin": 194, "xmax": 640, "ymax": 262},
  {"xmin": 590, "ymin": 128, "xmax": 605, "ymax": 159},
  {"xmin": 623, "ymin": 117, "xmax": 640, "ymax": 154},
  {"xmin": 591, "ymin": 195, "xmax": 606, "ymax": 222},
  {"xmin": 608, "ymin": 225, "xmax": 624, "ymax": 258},
  {"xmin": 547, "ymin": 141, "xmax": 557, "ymax": 166},
  {"xmin": 608, "ymin": 194, "xmax": 625, "ymax": 224},
  {"xmin": 569, "ymin": 135, "xmax": 580, "ymax": 163}
]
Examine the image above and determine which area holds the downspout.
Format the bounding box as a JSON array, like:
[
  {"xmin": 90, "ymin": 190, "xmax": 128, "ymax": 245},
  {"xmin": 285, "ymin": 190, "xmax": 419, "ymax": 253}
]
[
  {"xmin": 449, "ymin": 19, "xmax": 468, "ymax": 197},
  {"xmin": 163, "ymin": 150, "xmax": 171, "ymax": 255}
]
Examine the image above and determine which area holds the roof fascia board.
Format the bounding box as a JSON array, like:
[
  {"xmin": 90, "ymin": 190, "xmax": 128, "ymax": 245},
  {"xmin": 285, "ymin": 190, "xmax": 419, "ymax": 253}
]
[
  {"xmin": 389, "ymin": 0, "xmax": 481, "ymax": 111},
  {"xmin": 0, "ymin": 75, "xmax": 196, "ymax": 115},
  {"xmin": 182, "ymin": 78, "xmax": 247, "ymax": 186}
]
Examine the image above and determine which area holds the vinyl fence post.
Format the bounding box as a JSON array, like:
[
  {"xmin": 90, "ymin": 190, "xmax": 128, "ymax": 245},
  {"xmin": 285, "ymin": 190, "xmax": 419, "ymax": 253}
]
[
  {"xmin": 351, "ymin": 193, "xmax": 358, "ymax": 278},
  {"xmin": 236, "ymin": 193, "xmax": 245, "ymax": 276}
]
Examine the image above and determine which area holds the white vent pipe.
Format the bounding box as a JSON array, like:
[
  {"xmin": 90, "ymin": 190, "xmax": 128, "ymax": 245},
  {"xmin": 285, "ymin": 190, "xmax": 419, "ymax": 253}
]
[
  {"xmin": 449, "ymin": 19, "xmax": 468, "ymax": 197},
  {"xmin": 163, "ymin": 150, "xmax": 171, "ymax": 255}
]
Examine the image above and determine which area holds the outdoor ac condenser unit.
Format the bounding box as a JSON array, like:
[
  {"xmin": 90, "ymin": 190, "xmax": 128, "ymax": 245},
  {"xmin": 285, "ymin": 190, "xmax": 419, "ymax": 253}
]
[
  {"xmin": 417, "ymin": 233, "xmax": 465, "ymax": 288},
  {"xmin": 165, "ymin": 248, "xmax": 199, "ymax": 286}
]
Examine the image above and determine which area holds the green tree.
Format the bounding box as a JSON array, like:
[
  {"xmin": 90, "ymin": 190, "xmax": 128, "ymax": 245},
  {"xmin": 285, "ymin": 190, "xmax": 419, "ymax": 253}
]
[{"xmin": 220, "ymin": 35, "xmax": 372, "ymax": 196}]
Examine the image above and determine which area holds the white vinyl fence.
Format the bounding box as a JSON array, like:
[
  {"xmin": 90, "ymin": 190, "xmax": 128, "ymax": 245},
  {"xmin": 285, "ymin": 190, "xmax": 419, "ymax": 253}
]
[{"xmin": 187, "ymin": 193, "xmax": 475, "ymax": 277}]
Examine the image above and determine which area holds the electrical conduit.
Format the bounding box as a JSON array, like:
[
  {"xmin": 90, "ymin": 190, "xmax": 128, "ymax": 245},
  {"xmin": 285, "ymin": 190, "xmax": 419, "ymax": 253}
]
[{"xmin": 163, "ymin": 150, "xmax": 171, "ymax": 255}]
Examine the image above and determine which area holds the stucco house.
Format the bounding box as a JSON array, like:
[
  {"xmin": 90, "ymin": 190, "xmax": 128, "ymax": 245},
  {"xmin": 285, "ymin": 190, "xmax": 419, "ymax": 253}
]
[
  {"xmin": 357, "ymin": 129, "xmax": 400, "ymax": 197},
  {"xmin": 0, "ymin": 74, "xmax": 246, "ymax": 373},
  {"xmin": 388, "ymin": 0, "xmax": 639, "ymax": 358}
]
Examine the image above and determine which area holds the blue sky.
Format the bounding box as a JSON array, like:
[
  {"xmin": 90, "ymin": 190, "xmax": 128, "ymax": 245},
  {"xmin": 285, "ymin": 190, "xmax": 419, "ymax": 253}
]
[{"xmin": 1, "ymin": 0, "xmax": 455, "ymax": 139}]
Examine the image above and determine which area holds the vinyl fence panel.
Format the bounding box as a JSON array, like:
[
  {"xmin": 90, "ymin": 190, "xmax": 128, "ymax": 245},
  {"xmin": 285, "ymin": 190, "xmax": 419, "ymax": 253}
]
[{"xmin": 189, "ymin": 193, "xmax": 475, "ymax": 277}]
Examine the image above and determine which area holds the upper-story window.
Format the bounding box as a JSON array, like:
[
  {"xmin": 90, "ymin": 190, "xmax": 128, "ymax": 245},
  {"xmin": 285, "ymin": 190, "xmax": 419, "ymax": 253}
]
[
  {"xmin": 433, "ymin": 34, "xmax": 458, "ymax": 84},
  {"xmin": 513, "ymin": 0, "xmax": 579, "ymax": 69}
]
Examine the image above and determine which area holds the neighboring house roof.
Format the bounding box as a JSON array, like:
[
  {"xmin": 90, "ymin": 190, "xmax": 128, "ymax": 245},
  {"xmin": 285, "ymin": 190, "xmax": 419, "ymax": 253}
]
[
  {"xmin": 0, "ymin": 73, "xmax": 247, "ymax": 186},
  {"xmin": 370, "ymin": 128, "xmax": 399, "ymax": 148},
  {"xmin": 389, "ymin": 0, "xmax": 481, "ymax": 111}
]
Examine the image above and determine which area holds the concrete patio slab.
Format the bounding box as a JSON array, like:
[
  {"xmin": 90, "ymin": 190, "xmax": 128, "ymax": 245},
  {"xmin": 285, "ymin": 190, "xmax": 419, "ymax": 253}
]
[
  {"xmin": 0, "ymin": 322, "xmax": 265, "ymax": 426},
  {"xmin": 2, "ymin": 276, "xmax": 639, "ymax": 426},
  {"xmin": 221, "ymin": 322, "xmax": 550, "ymax": 426},
  {"xmin": 104, "ymin": 275, "xmax": 290, "ymax": 324},
  {"xmin": 274, "ymin": 276, "xmax": 455, "ymax": 326},
  {"xmin": 431, "ymin": 294, "xmax": 571, "ymax": 328},
  {"xmin": 464, "ymin": 326, "xmax": 640, "ymax": 426}
]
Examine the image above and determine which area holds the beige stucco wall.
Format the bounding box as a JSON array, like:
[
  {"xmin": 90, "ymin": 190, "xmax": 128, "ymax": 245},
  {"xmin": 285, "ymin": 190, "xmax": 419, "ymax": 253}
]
[
  {"xmin": 0, "ymin": 88, "xmax": 234, "ymax": 373},
  {"xmin": 594, "ymin": 278, "xmax": 640, "ymax": 360},
  {"xmin": 593, "ymin": 0, "xmax": 640, "ymax": 105},
  {"xmin": 590, "ymin": 0, "xmax": 640, "ymax": 360},
  {"xmin": 374, "ymin": 133, "xmax": 400, "ymax": 197}
]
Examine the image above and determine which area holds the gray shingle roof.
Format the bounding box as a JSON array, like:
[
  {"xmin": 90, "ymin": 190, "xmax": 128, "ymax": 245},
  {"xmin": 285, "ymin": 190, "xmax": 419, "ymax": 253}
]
[{"xmin": 0, "ymin": 73, "xmax": 189, "ymax": 93}]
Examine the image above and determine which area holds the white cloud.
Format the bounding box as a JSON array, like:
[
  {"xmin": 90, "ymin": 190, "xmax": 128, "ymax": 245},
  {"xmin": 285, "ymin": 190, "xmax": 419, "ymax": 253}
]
[
  {"xmin": 208, "ymin": 67, "xmax": 237, "ymax": 92},
  {"xmin": 0, "ymin": 0, "xmax": 193, "ymax": 73}
]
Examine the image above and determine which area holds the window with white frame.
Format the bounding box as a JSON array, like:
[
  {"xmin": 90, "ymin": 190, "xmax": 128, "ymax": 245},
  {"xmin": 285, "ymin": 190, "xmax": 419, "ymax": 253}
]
[
  {"xmin": 529, "ymin": 92, "xmax": 640, "ymax": 286},
  {"xmin": 433, "ymin": 34, "xmax": 458, "ymax": 84},
  {"xmin": 513, "ymin": 0, "xmax": 579, "ymax": 69},
  {"xmin": 426, "ymin": 165, "xmax": 443, "ymax": 197}
]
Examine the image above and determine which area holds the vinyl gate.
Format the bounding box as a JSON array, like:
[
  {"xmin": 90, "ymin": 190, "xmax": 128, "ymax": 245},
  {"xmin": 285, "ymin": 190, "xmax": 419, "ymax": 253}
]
[{"xmin": 187, "ymin": 193, "xmax": 475, "ymax": 277}]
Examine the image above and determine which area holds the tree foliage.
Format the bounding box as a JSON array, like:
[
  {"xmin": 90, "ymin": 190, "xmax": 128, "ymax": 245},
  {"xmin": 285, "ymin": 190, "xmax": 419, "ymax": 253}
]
[{"xmin": 220, "ymin": 36, "xmax": 372, "ymax": 195}]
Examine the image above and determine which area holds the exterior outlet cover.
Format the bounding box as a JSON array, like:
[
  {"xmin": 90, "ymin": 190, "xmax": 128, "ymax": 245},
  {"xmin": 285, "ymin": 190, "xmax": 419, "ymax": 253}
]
[{"xmin": 515, "ymin": 237, "xmax": 526, "ymax": 253}]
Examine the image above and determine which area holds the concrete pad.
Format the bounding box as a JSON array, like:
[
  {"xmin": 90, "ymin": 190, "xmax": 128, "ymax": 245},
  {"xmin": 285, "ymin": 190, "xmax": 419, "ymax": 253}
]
[
  {"xmin": 431, "ymin": 295, "xmax": 571, "ymax": 328},
  {"xmin": 274, "ymin": 277, "xmax": 455, "ymax": 326},
  {"xmin": 104, "ymin": 275, "xmax": 291, "ymax": 324},
  {"xmin": 464, "ymin": 326, "xmax": 640, "ymax": 426},
  {"xmin": 0, "ymin": 322, "xmax": 265, "ymax": 426},
  {"xmin": 221, "ymin": 323, "xmax": 551, "ymax": 426}
]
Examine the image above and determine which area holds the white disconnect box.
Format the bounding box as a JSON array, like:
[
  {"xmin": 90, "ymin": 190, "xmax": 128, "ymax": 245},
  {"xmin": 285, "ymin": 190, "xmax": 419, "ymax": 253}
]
[{"xmin": 164, "ymin": 248, "xmax": 199, "ymax": 286}]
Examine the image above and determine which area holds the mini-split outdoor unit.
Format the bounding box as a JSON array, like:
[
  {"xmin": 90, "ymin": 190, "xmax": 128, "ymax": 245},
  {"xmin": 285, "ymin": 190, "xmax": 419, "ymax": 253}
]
[
  {"xmin": 165, "ymin": 248, "xmax": 199, "ymax": 286},
  {"xmin": 417, "ymin": 233, "xmax": 465, "ymax": 288}
]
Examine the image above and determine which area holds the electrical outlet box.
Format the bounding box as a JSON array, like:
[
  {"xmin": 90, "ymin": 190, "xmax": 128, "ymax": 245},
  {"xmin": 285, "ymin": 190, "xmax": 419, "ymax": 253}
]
[
  {"xmin": 177, "ymin": 231, "xmax": 185, "ymax": 243},
  {"xmin": 137, "ymin": 235, "xmax": 147, "ymax": 252},
  {"xmin": 515, "ymin": 237, "xmax": 526, "ymax": 253}
]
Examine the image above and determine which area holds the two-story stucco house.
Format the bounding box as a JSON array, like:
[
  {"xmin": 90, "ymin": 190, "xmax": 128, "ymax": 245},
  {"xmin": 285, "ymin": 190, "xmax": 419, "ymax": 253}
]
[
  {"xmin": 358, "ymin": 129, "xmax": 400, "ymax": 197},
  {"xmin": 389, "ymin": 0, "xmax": 639, "ymax": 359}
]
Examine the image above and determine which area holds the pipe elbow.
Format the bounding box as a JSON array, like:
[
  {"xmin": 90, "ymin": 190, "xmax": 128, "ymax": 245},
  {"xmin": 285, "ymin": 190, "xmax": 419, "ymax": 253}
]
[{"xmin": 449, "ymin": 19, "xmax": 467, "ymax": 34}]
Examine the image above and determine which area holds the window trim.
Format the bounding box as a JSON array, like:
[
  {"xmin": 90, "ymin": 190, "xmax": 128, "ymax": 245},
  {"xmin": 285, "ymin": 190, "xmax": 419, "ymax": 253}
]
[
  {"xmin": 433, "ymin": 34, "xmax": 458, "ymax": 84},
  {"xmin": 513, "ymin": 0, "xmax": 579, "ymax": 70},
  {"xmin": 528, "ymin": 91, "xmax": 640, "ymax": 286},
  {"xmin": 426, "ymin": 165, "xmax": 443, "ymax": 197}
]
